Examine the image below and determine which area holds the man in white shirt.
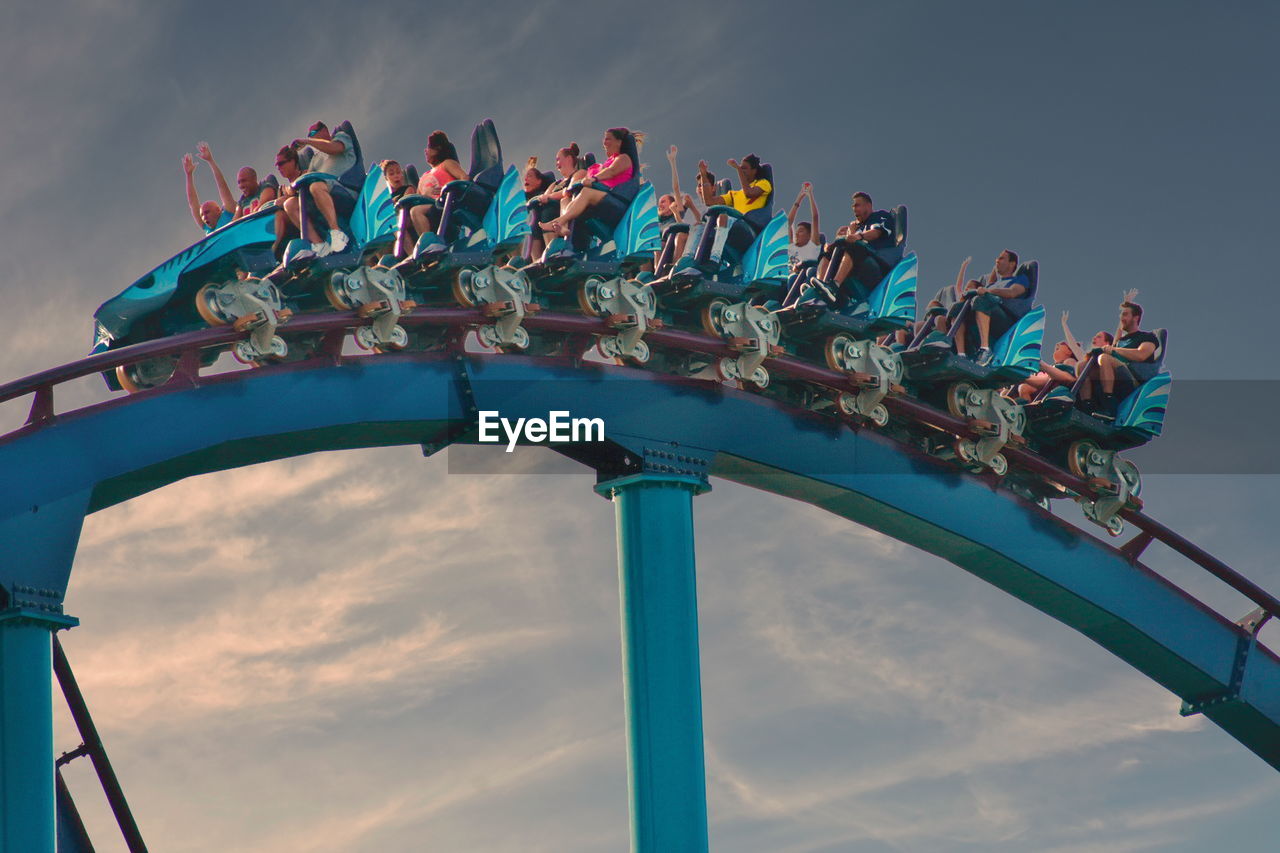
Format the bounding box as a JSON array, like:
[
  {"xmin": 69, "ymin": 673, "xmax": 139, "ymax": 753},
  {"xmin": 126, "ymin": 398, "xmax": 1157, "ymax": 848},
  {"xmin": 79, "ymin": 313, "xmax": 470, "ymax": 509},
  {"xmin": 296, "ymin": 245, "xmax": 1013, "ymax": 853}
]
[{"xmin": 285, "ymin": 120, "xmax": 354, "ymax": 255}]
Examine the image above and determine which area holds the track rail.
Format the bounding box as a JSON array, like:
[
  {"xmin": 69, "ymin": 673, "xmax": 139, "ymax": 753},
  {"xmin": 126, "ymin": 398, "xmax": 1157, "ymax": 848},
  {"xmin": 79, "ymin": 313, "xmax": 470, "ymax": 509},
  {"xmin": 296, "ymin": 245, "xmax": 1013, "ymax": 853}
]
[{"xmin": 2, "ymin": 307, "xmax": 1276, "ymax": 623}]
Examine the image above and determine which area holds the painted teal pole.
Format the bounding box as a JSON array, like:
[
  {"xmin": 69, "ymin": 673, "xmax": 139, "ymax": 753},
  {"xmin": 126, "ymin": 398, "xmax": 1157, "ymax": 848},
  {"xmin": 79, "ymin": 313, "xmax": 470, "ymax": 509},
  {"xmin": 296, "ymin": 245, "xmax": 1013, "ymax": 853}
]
[
  {"xmin": 1, "ymin": 609, "xmax": 76, "ymax": 853},
  {"xmin": 596, "ymin": 473, "xmax": 710, "ymax": 853}
]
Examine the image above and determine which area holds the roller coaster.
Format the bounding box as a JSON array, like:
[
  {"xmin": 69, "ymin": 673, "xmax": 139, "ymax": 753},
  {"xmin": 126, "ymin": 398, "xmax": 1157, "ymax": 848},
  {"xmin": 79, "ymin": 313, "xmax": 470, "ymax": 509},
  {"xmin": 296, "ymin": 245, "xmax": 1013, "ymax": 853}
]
[{"xmin": 0, "ymin": 118, "xmax": 1275, "ymax": 852}]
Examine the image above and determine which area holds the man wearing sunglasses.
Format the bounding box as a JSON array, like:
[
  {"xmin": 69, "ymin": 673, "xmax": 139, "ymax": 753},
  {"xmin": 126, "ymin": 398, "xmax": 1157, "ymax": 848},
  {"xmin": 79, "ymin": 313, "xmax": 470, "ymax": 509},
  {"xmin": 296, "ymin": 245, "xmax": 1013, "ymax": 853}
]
[{"xmin": 283, "ymin": 120, "xmax": 356, "ymax": 255}]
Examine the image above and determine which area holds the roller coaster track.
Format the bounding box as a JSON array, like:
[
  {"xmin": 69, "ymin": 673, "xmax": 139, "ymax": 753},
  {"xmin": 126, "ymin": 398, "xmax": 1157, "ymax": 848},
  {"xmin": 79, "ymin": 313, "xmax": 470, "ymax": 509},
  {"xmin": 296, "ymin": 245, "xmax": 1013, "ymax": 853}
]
[{"xmin": 1, "ymin": 305, "xmax": 1278, "ymax": 849}]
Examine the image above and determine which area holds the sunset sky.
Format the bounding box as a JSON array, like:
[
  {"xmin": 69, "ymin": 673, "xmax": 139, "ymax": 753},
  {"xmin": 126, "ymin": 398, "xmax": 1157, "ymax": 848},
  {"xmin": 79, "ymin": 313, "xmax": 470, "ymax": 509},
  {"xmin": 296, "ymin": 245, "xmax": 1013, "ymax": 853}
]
[{"xmin": 2, "ymin": 1, "xmax": 1278, "ymax": 850}]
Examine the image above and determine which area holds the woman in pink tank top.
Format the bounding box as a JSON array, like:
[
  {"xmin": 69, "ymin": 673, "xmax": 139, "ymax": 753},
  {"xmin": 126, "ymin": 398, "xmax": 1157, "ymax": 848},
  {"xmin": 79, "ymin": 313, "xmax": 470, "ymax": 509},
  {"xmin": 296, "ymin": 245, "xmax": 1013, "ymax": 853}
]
[
  {"xmin": 408, "ymin": 130, "xmax": 469, "ymax": 241},
  {"xmin": 541, "ymin": 126, "xmax": 639, "ymax": 237}
]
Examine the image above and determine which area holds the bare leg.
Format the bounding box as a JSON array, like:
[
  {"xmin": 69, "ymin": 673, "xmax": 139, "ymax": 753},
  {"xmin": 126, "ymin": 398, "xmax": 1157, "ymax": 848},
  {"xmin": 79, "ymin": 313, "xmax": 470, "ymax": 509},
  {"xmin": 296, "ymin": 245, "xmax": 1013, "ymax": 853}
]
[
  {"xmin": 955, "ymin": 323, "xmax": 968, "ymax": 355},
  {"xmin": 1098, "ymin": 354, "xmax": 1117, "ymax": 394},
  {"xmin": 833, "ymin": 253, "xmax": 853, "ymax": 285},
  {"xmin": 410, "ymin": 204, "xmax": 435, "ymax": 237},
  {"xmin": 976, "ymin": 312, "xmax": 991, "ymax": 348},
  {"xmin": 309, "ymin": 182, "xmax": 339, "ymax": 232},
  {"xmin": 284, "ymin": 196, "xmax": 320, "ymax": 243},
  {"xmin": 545, "ymin": 187, "xmax": 606, "ymax": 231}
]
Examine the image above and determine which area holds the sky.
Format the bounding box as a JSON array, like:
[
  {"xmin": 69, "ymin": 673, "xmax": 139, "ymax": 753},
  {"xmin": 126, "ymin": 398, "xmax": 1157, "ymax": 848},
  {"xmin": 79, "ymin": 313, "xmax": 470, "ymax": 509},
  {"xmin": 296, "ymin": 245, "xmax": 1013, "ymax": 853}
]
[{"xmin": 2, "ymin": 0, "xmax": 1279, "ymax": 850}]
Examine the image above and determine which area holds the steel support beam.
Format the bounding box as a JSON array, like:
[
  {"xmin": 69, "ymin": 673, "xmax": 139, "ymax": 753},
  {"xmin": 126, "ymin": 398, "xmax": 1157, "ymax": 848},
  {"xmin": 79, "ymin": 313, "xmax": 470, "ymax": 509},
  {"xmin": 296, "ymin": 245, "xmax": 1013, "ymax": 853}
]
[
  {"xmin": 1, "ymin": 609, "xmax": 76, "ymax": 853},
  {"xmin": 597, "ymin": 472, "xmax": 710, "ymax": 853}
]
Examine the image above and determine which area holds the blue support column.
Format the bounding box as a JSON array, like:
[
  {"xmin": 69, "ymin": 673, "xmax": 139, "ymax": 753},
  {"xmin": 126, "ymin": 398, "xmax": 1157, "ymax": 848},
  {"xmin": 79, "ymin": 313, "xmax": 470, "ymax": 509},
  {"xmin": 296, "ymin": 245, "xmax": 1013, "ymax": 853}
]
[
  {"xmin": 596, "ymin": 472, "xmax": 710, "ymax": 853},
  {"xmin": 1, "ymin": 609, "xmax": 77, "ymax": 853}
]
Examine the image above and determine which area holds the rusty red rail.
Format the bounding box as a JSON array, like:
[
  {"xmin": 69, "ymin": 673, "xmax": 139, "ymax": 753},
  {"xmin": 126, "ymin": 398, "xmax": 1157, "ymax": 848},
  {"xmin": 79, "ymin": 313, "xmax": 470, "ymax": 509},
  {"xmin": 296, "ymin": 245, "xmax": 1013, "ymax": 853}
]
[{"xmin": 3, "ymin": 306, "xmax": 1275, "ymax": 620}]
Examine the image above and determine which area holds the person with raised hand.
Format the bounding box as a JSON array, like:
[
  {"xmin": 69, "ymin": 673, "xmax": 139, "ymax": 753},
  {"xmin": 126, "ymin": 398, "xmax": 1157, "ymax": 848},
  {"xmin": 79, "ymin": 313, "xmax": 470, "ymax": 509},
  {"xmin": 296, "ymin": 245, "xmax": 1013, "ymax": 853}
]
[{"xmin": 182, "ymin": 147, "xmax": 234, "ymax": 235}]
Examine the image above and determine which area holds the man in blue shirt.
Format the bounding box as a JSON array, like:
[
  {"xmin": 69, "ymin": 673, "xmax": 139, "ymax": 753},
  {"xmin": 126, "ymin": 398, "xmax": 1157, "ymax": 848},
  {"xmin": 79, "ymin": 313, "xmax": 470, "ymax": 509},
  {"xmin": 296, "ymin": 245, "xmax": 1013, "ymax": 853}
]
[
  {"xmin": 953, "ymin": 249, "xmax": 1030, "ymax": 364},
  {"xmin": 811, "ymin": 192, "xmax": 895, "ymax": 309}
]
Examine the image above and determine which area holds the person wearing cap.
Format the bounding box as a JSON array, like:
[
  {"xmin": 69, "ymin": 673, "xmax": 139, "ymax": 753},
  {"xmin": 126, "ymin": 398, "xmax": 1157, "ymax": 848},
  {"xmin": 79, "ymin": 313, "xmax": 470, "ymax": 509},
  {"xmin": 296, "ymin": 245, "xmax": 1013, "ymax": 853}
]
[{"xmin": 284, "ymin": 120, "xmax": 355, "ymax": 255}]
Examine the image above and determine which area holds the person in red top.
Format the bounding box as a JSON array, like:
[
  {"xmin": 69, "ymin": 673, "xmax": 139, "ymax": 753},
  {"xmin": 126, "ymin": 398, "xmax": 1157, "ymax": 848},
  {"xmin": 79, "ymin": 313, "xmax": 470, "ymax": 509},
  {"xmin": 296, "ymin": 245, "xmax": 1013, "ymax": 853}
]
[
  {"xmin": 408, "ymin": 130, "xmax": 469, "ymax": 238},
  {"xmin": 540, "ymin": 127, "xmax": 639, "ymax": 237}
]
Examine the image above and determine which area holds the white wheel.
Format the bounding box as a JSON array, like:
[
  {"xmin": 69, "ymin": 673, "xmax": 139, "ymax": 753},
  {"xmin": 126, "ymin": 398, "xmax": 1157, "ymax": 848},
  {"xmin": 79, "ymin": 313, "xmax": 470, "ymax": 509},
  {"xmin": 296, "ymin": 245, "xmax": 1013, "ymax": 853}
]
[
  {"xmin": 988, "ymin": 453, "xmax": 1009, "ymax": 477},
  {"xmin": 233, "ymin": 341, "xmax": 256, "ymax": 364},
  {"xmin": 507, "ymin": 326, "xmax": 530, "ymax": 350},
  {"xmin": 477, "ymin": 325, "xmax": 500, "ymax": 348},
  {"xmin": 1105, "ymin": 516, "xmax": 1125, "ymax": 537},
  {"xmin": 384, "ymin": 325, "xmax": 409, "ymax": 351},
  {"xmin": 750, "ymin": 367, "xmax": 770, "ymax": 388},
  {"xmin": 628, "ymin": 340, "xmax": 651, "ymax": 364},
  {"xmin": 837, "ymin": 392, "xmax": 858, "ymax": 416},
  {"xmin": 715, "ymin": 357, "xmax": 738, "ymax": 381},
  {"xmin": 869, "ymin": 404, "xmax": 890, "ymax": 428},
  {"xmin": 1116, "ymin": 458, "xmax": 1141, "ymax": 497},
  {"xmin": 354, "ymin": 326, "xmax": 377, "ymax": 350},
  {"xmin": 268, "ymin": 336, "xmax": 288, "ymax": 359}
]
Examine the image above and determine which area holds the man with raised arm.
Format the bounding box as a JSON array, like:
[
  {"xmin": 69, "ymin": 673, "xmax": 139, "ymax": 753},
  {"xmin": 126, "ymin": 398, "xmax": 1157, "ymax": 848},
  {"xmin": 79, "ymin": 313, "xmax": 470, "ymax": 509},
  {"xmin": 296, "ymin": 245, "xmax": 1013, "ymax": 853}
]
[
  {"xmin": 233, "ymin": 163, "xmax": 278, "ymax": 220},
  {"xmin": 1077, "ymin": 292, "xmax": 1160, "ymax": 419},
  {"xmin": 182, "ymin": 142, "xmax": 236, "ymax": 235},
  {"xmin": 284, "ymin": 120, "xmax": 355, "ymax": 256},
  {"xmin": 952, "ymin": 249, "xmax": 1030, "ymax": 364}
]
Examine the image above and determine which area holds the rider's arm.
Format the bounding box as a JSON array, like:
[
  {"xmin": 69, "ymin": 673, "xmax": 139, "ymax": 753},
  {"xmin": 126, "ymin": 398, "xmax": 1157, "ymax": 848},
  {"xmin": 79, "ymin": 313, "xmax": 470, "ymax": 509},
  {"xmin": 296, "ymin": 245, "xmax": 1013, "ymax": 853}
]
[
  {"xmin": 986, "ymin": 282, "xmax": 1027, "ymax": 299},
  {"xmin": 1061, "ymin": 312, "xmax": 1087, "ymax": 363},
  {"xmin": 593, "ymin": 153, "xmax": 632, "ymax": 182},
  {"xmin": 809, "ymin": 186, "xmax": 819, "ymax": 242},
  {"xmin": 953, "ymin": 257, "xmax": 971, "ymax": 301},
  {"xmin": 442, "ymin": 159, "xmax": 468, "ymax": 182},
  {"xmin": 298, "ymin": 136, "xmax": 346, "ymax": 156},
  {"xmin": 1108, "ymin": 341, "xmax": 1156, "ymax": 362},
  {"xmin": 183, "ymin": 156, "xmax": 202, "ymax": 229}
]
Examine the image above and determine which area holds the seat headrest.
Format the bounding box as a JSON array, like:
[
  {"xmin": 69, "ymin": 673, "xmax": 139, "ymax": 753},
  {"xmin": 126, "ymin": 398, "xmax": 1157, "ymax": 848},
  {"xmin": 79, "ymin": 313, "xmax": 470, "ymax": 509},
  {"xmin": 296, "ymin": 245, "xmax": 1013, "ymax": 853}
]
[
  {"xmin": 469, "ymin": 119, "xmax": 502, "ymax": 180},
  {"xmin": 618, "ymin": 132, "xmax": 640, "ymax": 174},
  {"xmin": 333, "ymin": 120, "xmax": 365, "ymax": 191},
  {"xmin": 582, "ymin": 152, "xmax": 597, "ymax": 169},
  {"xmin": 404, "ymin": 164, "xmax": 420, "ymax": 186},
  {"xmin": 892, "ymin": 205, "xmax": 908, "ymax": 247},
  {"xmin": 1016, "ymin": 260, "xmax": 1039, "ymax": 299}
]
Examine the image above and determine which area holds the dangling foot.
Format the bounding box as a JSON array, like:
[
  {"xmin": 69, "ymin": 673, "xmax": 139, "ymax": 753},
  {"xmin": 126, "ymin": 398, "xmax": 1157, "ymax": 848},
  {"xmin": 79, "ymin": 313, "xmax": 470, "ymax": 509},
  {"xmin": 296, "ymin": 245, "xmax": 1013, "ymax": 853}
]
[{"xmin": 329, "ymin": 229, "xmax": 349, "ymax": 253}]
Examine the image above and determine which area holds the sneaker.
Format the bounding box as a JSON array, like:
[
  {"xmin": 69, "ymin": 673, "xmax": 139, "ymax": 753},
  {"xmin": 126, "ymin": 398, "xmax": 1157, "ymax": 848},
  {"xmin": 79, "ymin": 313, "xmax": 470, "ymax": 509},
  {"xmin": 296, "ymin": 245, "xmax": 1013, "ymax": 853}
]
[
  {"xmin": 811, "ymin": 278, "xmax": 838, "ymax": 304},
  {"xmin": 311, "ymin": 241, "xmax": 333, "ymax": 258},
  {"xmin": 329, "ymin": 229, "xmax": 349, "ymax": 253},
  {"xmin": 975, "ymin": 346, "xmax": 992, "ymax": 365}
]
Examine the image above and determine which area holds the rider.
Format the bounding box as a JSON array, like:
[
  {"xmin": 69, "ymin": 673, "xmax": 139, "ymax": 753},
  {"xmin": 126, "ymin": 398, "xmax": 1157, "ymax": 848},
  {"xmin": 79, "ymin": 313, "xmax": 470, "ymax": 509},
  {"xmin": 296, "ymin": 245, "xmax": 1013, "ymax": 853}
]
[
  {"xmin": 952, "ymin": 249, "xmax": 1030, "ymax": 365},
  {"xmin": 540, "ymin": 127, "xmax": 640, "ymax": 237},
  {"xmin": 407, "ymin": 130, "xmax": 469, "ymax": 241},
  {"xmin": 809, "ymin": 192, "xmax": 894, "ymax": 309},
  {"xmin": 524, "ymin": 143, "xmax": 589, "ymax": 261},
  {"xmin": 695, "ymin": 153, "xmax": 772, "ymax": 262},
  {"xmin": 233, "ymin": 163, "xmax": 278, "ymax": 219},
  {"xmin": 1077, "ymin": 299, "xmax": 1159, "ymax": 419},
  {"xmin": 287, "ymin": 120, "xmax": 357, "ymax": 256},
  {"xmin": 182, "ymin": 143, "xmax": 236, "ymax": 234},
  {"xmin": 379, "ymin": 160, "xmax": 412, "ymax": 201}
]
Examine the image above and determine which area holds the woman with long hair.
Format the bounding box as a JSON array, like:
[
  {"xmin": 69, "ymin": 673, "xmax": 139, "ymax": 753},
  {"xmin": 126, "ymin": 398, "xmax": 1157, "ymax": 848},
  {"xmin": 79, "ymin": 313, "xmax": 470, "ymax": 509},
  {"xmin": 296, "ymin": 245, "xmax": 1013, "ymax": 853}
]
[
  {"xmin": 408, "ymin": 130, "xmax": 468, "ymax": 238},
  {"xmin": 540, "ymin": 127, "xmax": 640, "ymax": 237}
]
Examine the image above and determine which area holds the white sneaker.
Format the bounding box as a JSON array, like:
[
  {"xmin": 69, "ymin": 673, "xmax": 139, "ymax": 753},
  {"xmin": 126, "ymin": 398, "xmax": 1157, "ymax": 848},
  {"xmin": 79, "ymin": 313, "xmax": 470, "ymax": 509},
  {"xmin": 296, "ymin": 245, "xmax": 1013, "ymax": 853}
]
[
  {"xmin": 329, "ymin": 230, "xmax": 349, "ymax": 253},
  {"xmin": 311, "ymin": 241, "xmax": 333, "ymax": 258}
]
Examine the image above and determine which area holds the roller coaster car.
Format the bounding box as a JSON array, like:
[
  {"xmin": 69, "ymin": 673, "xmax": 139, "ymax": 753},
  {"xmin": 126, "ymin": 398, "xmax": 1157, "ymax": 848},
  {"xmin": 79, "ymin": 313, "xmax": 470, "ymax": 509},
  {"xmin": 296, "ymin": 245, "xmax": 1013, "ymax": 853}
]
[
  {"xmin": 264, "ymin": 120, "xmax": 370, "ymax": 295},
  {"xmin": 901, "ymin": 260, "xmax": 1045, "ymax": 389},
  {"xmin": 392, "ymin": 119, "xmax": 527, "ymax": 289},
  {"xmin": 1024, "ymin": 329, "xmax": 1171, "ymax": 454},
  {"xmin": 1014, "ymin": 338, "xmax": 1168, "ymax": 535},
  {"xmin": 508, "ymin": 137, "xmax": 660, "ymax": 357},
  {"xmin": 92, "ymin": 206, "xmax": 281, "ymax": 391}
]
